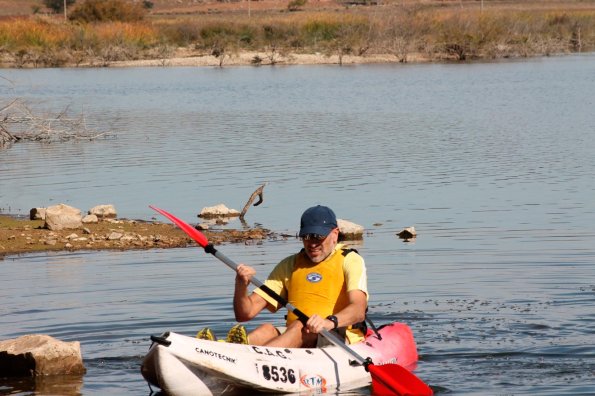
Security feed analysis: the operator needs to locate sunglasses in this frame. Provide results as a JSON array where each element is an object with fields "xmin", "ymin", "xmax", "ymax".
[{"xmin": 300, "ymin": 233, "xmax": 328, "ymax": 242}]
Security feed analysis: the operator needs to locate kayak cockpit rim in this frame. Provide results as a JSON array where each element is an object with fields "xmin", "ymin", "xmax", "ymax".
[{"xmin": 150, "ymin": 332, "xmax": 171, "ymax": 347}]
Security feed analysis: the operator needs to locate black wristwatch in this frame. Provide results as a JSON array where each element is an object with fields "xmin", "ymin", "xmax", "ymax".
[{"xmin": 326, "ymin": 315, "xmax": 339, "ymax": 330}]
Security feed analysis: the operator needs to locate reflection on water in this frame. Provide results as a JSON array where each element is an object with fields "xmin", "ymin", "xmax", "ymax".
[
  {"xmin": 0, "ymin": 374, "xmax": 84, "ymax": 395},
  {"xmin": 1, "ymin": 55, "xmax": 595, "ymax": 395}
]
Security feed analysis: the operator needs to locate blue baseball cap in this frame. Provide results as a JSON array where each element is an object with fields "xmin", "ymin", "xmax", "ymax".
[{"xmin": 299, "ymin": 205, "xmax": 338, "ymax": 237}]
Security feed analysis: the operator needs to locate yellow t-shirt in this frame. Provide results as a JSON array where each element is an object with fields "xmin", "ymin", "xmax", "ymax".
[{"xmin": 254, "ymin": 243, "xmax": 368, "ymax": 343}]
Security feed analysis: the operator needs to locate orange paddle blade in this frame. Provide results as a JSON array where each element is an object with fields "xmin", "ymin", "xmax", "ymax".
[{"xmin": 368, "ymin": 363, "xmax": 433, "ymax": 396}]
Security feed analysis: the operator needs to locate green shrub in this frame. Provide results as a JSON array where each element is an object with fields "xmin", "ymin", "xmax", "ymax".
[
  {"xmin": 200, "ymin": 24, "xmax": 235, "ymax": 41},
  {"xmin": 43, "ymin": 0, "xmax": 76, "ymax": 14},
  {"xmin": 158, "ymin": 21, "xmax": 203, "ymax": 46},
  {"xmin": 302, "ymin": 20, "xmax": 340, "ymax": 43},
  {"xmin": 238, "ymin": 26, "xmax": 256, "ymax": 46},
  {"xmin": 69, "ymin": 0, "xmax": 146, "ymax": 23},
  {"xmin": 251, "ymin": 55, "xmax": 263, "ymax": 65}
]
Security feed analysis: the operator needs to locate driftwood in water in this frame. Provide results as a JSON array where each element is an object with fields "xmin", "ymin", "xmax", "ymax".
[
  {"xmin": 0, "ymin": 99, "xmax": 112, "ymax": 149},
  {"xmin": 0, "ymin": 124, "xmax": 18, "ymax": 148},
  {"xmin": 240, "ymin": 183, "xmax": 267, "ymax": 220}
]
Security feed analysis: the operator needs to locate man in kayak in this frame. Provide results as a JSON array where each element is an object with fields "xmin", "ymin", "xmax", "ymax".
[{"xmin": 199, "ymin": 205, "xmax": 368, "ymax": 348}]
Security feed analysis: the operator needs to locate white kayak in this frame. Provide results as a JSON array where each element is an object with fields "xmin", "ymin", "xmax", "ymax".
[{"xmin": 141, "ymin": 322, "xmax": 420, "ymax": 395}]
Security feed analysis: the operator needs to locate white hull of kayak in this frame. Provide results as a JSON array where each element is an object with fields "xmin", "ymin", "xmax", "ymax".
[{"xmin": 141, "ymin": 322, "xmax": 419, "ymax": 395}]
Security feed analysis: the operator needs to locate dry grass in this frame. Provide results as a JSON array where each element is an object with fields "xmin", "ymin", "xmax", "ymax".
[
  {"xmin": 0, "ymin": 17, "xmax": 161, "ymax": 66},
  {"xmin": 0, "ymin": 0, "xmax": 594, "ymax": 67},
  {"xmin": 0, "ymin": 17, "xmax": 70, "ymax": 48}
]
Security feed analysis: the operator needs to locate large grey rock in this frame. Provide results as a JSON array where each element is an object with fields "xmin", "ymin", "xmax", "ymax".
[
  {"xmin": 198, "ymin": 203, "xmax": 240, "ymax": 218},
  {"xmin": 338, "ymin": 219, "xmax": 364, "ymax": 240},
  {"xmin": 0, "ymin": 334, "xmax": 86, "ymax": 376},
  {"xmin": 44, "ymin": 204, "xmax": 82, "ymax": 231},
  {"xmin": 88, "ymin": 204, "xmax": 117, "ymax": 218},
  {"xmin": 82, "ymin": 214, "xmax": 98, "ymax": 224},
  {"xmin": 107, "ymin": 231, "xmax": 123, "ymax": 240},
  {"xmin": 29, "ymin": 208, "xmax": 46, "ymax": 220}
]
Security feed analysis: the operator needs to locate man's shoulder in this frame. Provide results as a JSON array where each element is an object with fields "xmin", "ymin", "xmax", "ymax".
[
  {"xmin": 338, "ymin": 245, "xmax": 365, "ymax": 267},
  {"xmin": 274, "ymin": 252, "xmax": 299, "ymax": 270},
  {"xmin": 337, "ymin": 244, "xmax": 362, "ymax": 258},
  {"xmin": 281, "ymin": 250, "xmax": 301, "ymax": 262},
  {"xmin": 340, "ymin": 247, "xmax": 359, "ymax": 257}
]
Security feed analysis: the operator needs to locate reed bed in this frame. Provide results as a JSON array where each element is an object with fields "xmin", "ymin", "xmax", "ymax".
[{"xmin": 0, "ymin": 2, "xmax": 593, "ymax": 67}]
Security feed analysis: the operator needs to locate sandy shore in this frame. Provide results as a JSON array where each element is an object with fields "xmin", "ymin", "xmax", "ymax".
[{"xmin": 109, "ymin": 50, "xmax": 431, "ymax": 68}]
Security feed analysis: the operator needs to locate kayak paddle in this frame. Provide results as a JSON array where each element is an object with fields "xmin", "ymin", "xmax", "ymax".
[{"xmin": 149, "ymin": 205, "xmax": 433, "ymax": 396}]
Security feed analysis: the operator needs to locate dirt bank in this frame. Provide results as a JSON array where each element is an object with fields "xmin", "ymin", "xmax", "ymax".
[{"xmin": 0, "ymin": 214, "xmax": 277, "ymax": 259}]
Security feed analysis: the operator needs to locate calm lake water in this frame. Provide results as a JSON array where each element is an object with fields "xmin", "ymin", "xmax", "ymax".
[{"xmin": 1, "ymin": 55, "xmax": 594, "ymax": 395}]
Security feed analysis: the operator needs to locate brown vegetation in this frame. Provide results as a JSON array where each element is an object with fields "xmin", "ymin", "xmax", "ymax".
[{"xmin": 0, "ymin": 0, "xmax": 593, "ymax": 68}]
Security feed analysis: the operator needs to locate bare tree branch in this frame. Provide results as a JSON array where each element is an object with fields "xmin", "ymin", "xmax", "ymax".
[{"xmin": 0, "ymin": 99, "xmax": 114, "ymax": 148}]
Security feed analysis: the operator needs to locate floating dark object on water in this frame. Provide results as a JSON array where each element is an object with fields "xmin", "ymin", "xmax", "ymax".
[{"xmin": 397, "ymin": 227, "xmax": 417, "ymax": 240}]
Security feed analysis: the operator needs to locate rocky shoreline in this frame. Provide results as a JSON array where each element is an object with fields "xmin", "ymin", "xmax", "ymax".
[
  {"xmin": 0, "ymin": 203, "xmax": 370, "ymax": 259},
  {"xmin": 0, "ymin": 213, "xmax": 274, "ymax": 259}
]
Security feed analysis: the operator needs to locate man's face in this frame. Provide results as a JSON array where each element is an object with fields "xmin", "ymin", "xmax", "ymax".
[{"xmin": 302, "ymin": 228, "xmax": 339, "ymax": 263}]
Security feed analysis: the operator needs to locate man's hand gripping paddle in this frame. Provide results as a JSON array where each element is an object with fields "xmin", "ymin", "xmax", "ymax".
[{"xmin": 149, "ymin": 205, "xmax": 433, "ymax": 396}]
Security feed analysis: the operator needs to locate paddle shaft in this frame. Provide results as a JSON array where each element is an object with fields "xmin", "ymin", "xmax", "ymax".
[{"xmin": 204, "ymin": 244, "xmax": 370, "ymax": 366}]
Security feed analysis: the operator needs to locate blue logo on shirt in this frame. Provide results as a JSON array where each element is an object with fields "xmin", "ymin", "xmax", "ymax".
[{"xmin": 306, "ymin": 272, "xmax": 322, "ymax": 283}]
